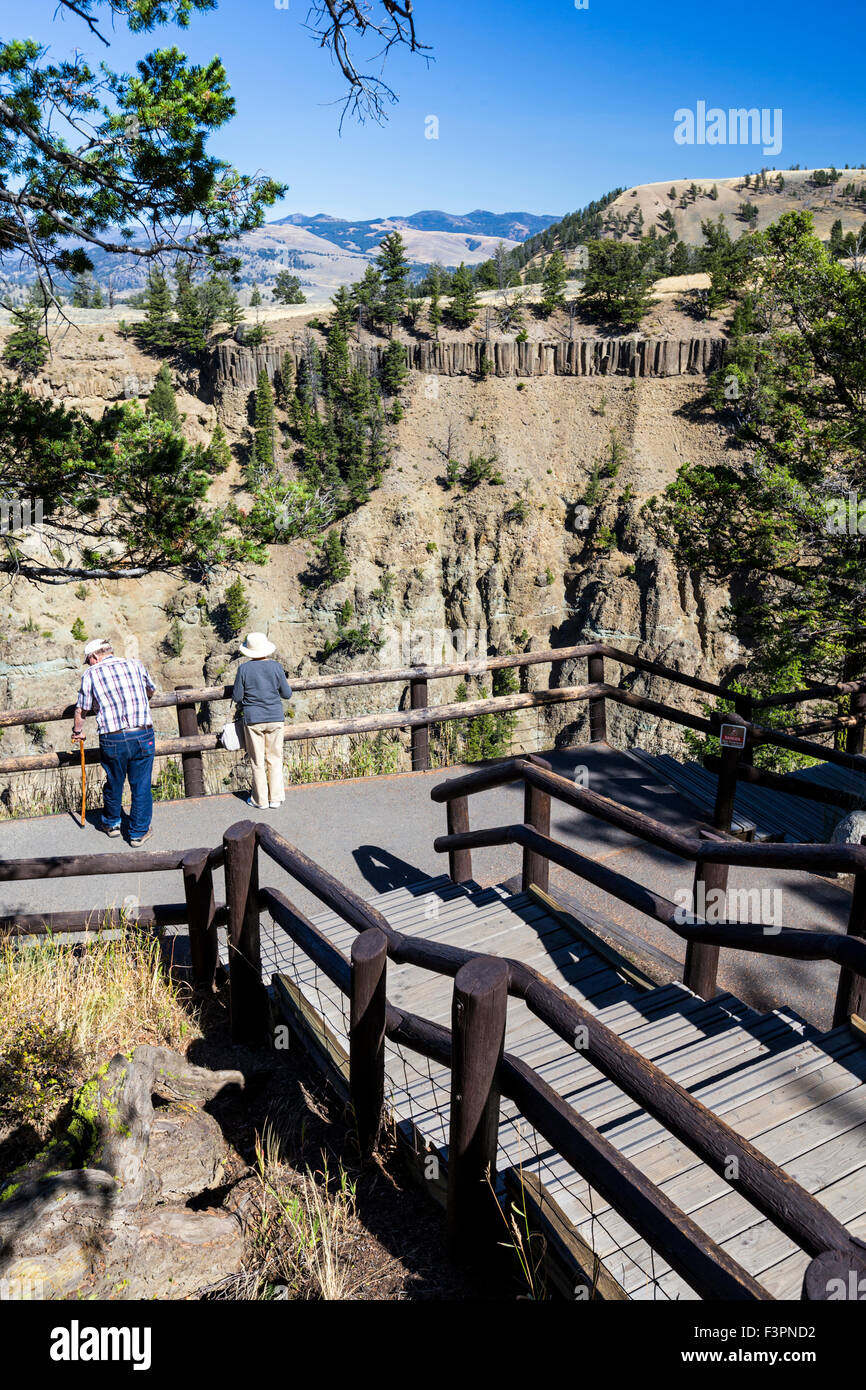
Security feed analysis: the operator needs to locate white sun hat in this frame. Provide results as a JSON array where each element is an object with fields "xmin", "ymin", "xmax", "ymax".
[{"xmin": 239, "ymin": 631, "xmax": 276, "ymax": 658}]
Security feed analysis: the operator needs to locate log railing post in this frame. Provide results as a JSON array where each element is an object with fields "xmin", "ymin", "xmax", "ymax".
[
  {"xmin": 683, "ymin": 836, "xmax": 728, "ymax": 1000},
  {"xmin": 182, "ymin": 848, "xmax": 218, "ymax": 992},
  {"xmin": 712, "ymin": 712, "xmax": 746, "ymax": 835},
  {"xmin": 223, "ymin": 821, "xmax": 267, "ymax": 1045},
  {"xmin": 175, "ymin": 684, "xmax": 205, "ymax": 798},
  {"xmin": 446, "ymin": 795, "xmax": 473, "ymax": 884},
  {"xmin": 587, "ymin": 651, "xmax": 607, "ymax": 743},
  {"xmin": 802, "ymin": 1248, "xmax": 866, "ymax": 1300},
  {"xmin": 733, "ymin": 693, "xmax": 754, "ymax": 767},
  {"xmin": 447, "ymin": 956, "xmax": 509, "ymax": 1258},
  {"xmin": 410, "ymin": 672, "xmax": 430, "ymax": 771},
  {"xmin": 847, "ymin": 689, "xmax": 866, "ymax": 757},
  {"xmin": 350, "ymin": 928, "xmax": 388, "ymax": 1160},
  {"xmin": 522, "ymin": 755, "xmax": 551, "ymax": 895},
  {"xmin": 833, "ymin": 864, "xmax": 866, "ymax": 1027}
]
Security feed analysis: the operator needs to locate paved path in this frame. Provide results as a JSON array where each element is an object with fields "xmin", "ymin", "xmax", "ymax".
[{"xmin": 0, "ymin": 745, "xmax": 853, "ymax": 1030}]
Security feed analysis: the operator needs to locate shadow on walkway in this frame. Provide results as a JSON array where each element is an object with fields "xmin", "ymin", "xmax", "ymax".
[{"xmin": 352, "ymin": 844, "xmax": 432, "ymax": 896}]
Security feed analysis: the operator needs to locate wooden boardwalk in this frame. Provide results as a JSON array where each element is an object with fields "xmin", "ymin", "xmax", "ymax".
[{"xmin": 263, "ymin": 874, "xmax": 866, "ymax": 1301}]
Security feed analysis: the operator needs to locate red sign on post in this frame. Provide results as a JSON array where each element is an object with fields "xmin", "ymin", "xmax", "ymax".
[{"xmin": 719, "ymin": 723, "xmax": 747, "ymax": 750}]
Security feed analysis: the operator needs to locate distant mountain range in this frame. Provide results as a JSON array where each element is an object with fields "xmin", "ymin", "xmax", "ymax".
[
  {"xmin": 5, "ymin": 208, "xmax": 560, "ymax": 306},
  {"xmin": 272, "ymin": 209, "xmax": 560, "ymax": 252}
]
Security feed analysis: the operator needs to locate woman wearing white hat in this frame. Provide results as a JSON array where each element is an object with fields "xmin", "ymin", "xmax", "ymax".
[{"xmin": 232, "ymin": 633, "xmax": 293, "ymax": 809}]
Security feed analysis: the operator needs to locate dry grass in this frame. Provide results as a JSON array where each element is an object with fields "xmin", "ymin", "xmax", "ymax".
[
  {"xmin": 247, "ymin": 1121, "xmax": 360, "ymax": 1300},
  {"xmin": 0, "ymin": 764, "xmax": 106, "ymax": 821},
  {"xmin": 0, "ymin": 922, "xmax": 200, "ymax": 1136}
]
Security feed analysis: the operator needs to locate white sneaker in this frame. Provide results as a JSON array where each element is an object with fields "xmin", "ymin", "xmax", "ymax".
[
  {"xmin": 246, "ymin": 796, "xmax": 267, "ymax": 809},
  {"xmin": 269, "ymin": 800, "xmax": 284, "ymax": 808}
]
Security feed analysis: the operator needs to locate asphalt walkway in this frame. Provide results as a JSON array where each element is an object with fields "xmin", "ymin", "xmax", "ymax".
[{"xmin": 0, "ymin": 745, "xmax": 853, "ymax": 1030}]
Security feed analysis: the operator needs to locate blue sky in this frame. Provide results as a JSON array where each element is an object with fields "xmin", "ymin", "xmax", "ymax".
[{"xmin": 6, "ymin": 0, "xmax": 866, "ymax": 219}]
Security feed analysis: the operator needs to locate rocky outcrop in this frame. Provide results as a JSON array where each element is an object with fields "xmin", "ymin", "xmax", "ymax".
[
  {"xmin": 0, "ymin": 1046, "xmax": 245, "ymax": 1300},
  {"xmin": 213, "ymin": 334, "xmax": 725, "ymax": 395}
]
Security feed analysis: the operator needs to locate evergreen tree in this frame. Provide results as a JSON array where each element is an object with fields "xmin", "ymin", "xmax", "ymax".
[
  {"xmin": 448, "ymin": 262, "xmax": 478, "ymax": 329},
  {"xmin": 196, "ymin": 273, "xmax": 243, "ymax": 334},
  {"xmin": 250, "ymin": 284, "xmax": 262, "ymax": 306},
  {"xmin": 319, "ymin": 528, "xmax": 350, "ymax": 584},
  {"xmin": 2, "ymin": 305, "xmax": 48, "ymax": 376},
  {"xmin": 428, "ymin": 265, "xmax": 443, "ymax": 339},
  {"xmin": 405, "ymin": 296, "xmax": 423, "ymax": 329},
  {"xmin": 173, "ymin": 262, "xmax": 208, "ymax": 355},
  {"xmin": 375, "ymin": 231, "xmax": 410, "ymax": 335},
  {"xmin": 28, "ymin": 278, "xmax": 56, "ymax": 308},
  {"xmin": 70, "ymin": 272, "xmax": 104, "ymax": 307},
  {"xmin": 0, "ymin": 388, "xmax": 265, "ymax": 581},
  {"xmin": 669, "ymin": 241, "xmax": 692, "ymax": 276},
  {"xmin": 540, "ymin": 249, "xmax": 568, "ymax": 316},
  {"xmin": 829, "ymin": 219, "xmax": 846, "ymax": 260},
  {"xmin": 330, "ymin": 285, "xmax": 355, "ymax": 335},
  {"xmin": 658, "ymin": 211, "xmax": 866, "ymax": 696},
  {"xmin": 273, "ymin": 271, "xmax": 306, "ymax": 305},
  {"xmin": 71, "ymin": 274, "xmax": 94, "ymax": 308},
  {"xmin": 204, "ymin": 423, "xmax": 233, "ymax": 472},
  {"xmin": 700, "ymin": 217, "xmax": 755, "ymax": 312},
  {"xmin": 381, "ymin": 339, "xmax": 407, "ymax": 396},
  {"xmin": 290, "ymin": 323, "xmax": 389, "ymax": 509},
  {"xmin": 252, "ymin": 367, "xmax": 276, "ymax": 478},
  {"xmin": 375, "ymin": 231, "xmax": 410, "ymax": 288},
  {"xmin": 580, "ymin": 240, "xmax": 653, "ymax": 328},
  {"xmin": 351, "ymin": 265, "xmax": 383, "ymax": 332},
  {"xmin": 224, "ymin": 576, "xmax": 250, "ymax": 636},
  {"xmin": 146, "ymin": 363, "xmax": 180, "ymax": 428},
  {"xmin": 138, "ymin": 270, "xmax": 174, "ymax": 352}
]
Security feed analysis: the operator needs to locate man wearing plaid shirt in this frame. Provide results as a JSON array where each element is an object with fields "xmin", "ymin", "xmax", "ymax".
[{"xmin": 72, "ymin": 638, "xmax": 157, "ymax": 846}]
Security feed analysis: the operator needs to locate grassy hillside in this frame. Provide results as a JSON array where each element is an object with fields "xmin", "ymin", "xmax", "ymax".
[{"xmin": 519, "ymin": 167, "xmax": 866, "ymax": 270}]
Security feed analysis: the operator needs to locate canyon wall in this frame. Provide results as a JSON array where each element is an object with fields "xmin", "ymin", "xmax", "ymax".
[
  {"xmin": 0, "ymin": 325, "xmax": 738, "ymax": 798},
  {"xmin": 213, "ymin": 334, "xmax": 724, "ymax": 409}
]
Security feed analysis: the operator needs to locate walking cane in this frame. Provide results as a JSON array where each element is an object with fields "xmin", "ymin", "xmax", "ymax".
[{"xmin": 73, "ymin": 734, "xmax": 86, "ymax": 828}]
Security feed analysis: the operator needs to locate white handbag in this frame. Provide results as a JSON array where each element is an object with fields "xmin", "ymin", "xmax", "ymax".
[{"xmin": 219, "ymin": 719, "xmax": 244, "ymax": 751}]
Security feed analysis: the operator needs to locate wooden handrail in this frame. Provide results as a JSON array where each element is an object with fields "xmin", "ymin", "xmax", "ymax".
[
  {"xmin": 0, "ymin": 903, "xmax": 195, "ymax": 934},
  {"xmin": 255, "ymin": 820, "xmax": 860, "ymax": 1268},
  {"xmin": 753, "ymin": 677, "xmax": 866, "ymax": 709},
  {"xmin": 430, "ymin": 754, "xmax": 866, "ymax": 1054},
  {"xmin": 7, "ymin": 636, "xmax": 862, "ymax": 733},
  {"xmin": 0, "ymin": 684, "xmax": 603, "ymax": 776},
  {"xmin": 432, "ymin": 820, "xmax": 866, "ymax": 977},
  {"xmin": 0, "ymin": 846, "xmax": 197, "ymax": 880},
  {"xmin": 431, "ymin": 756, "xmax": 866, "ymax": 874},
  {"xmin": 261, "ymin": 872, "xmax": 771, "ymax": 1296},
  {"xmin": 2, "ymin": 639, "xmax": 865, "ymax": 810}
]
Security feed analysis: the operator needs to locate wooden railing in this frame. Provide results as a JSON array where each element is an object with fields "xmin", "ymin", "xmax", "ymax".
[
  {"xmin": 2, "ymin": 815, "xmax": 864, "ymax": 1299},
  {"xmin": 430, "ymin": 756, "xmax": 866, "ymax": 1027},
  {"xmin": 1, "ymin": 641, "xmax": 864, "ymax": 806}
]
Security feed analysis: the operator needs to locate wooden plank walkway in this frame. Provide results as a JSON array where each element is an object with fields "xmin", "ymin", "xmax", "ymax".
[{"xmin": 261, "ymin": 874, "xmax": 866, "ymax": 1300}]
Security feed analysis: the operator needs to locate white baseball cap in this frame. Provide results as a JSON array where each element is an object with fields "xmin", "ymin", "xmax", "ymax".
[{"xmin": 83, "ymin": 638, "xmax": 113, "ymax": 658}]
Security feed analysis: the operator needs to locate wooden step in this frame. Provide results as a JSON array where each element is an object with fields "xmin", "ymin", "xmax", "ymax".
[{"xmin": 268, "ymin": 873, "xmax": 866, "ymax": 1302}]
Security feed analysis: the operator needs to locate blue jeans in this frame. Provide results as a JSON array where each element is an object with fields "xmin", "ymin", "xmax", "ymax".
[{"xmin": 99, "ymin": 727, "xmax": 155, "ymax": 839}]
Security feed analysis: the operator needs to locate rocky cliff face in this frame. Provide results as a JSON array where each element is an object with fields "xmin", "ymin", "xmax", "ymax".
[{"xmin": 0, "ymin": 324, "xmax": 736, "ymax": 786}]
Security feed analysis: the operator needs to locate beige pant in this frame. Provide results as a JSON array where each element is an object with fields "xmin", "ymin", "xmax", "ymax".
[{"xmin": 244, "ymin": 721, "xmax": 285, "ymax": 807}]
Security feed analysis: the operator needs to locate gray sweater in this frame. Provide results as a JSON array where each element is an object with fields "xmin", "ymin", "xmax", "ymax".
[{"xmin": 232, "ymin": 659, "xmax": 292, "ymax": 726}]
